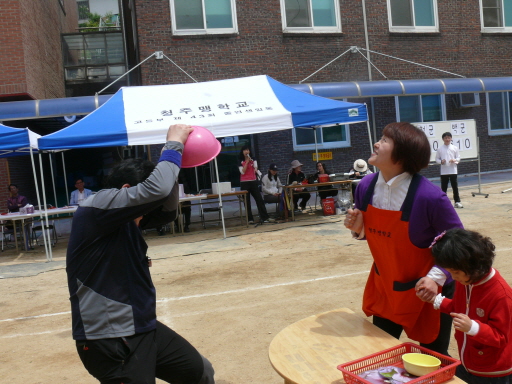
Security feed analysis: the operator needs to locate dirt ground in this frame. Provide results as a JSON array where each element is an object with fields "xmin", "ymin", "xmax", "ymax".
[{"xmin": 1, "ymin": 181, "xmax": 511, "ymax": 384}]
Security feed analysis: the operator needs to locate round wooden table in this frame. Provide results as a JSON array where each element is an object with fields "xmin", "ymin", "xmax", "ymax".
[{"xmin": 269, "ymin": 307, "xmax": 466, "ymax": 384}]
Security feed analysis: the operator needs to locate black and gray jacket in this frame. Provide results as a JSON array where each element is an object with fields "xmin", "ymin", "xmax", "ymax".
[{"xmin": 66, "ymin": 142, "xmax": 181, "ymax": 340}]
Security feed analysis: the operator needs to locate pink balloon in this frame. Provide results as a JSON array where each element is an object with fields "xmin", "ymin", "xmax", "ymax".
[{"xmin": 181, "ymin": 126, "xmax": 221, "ymax": 168}]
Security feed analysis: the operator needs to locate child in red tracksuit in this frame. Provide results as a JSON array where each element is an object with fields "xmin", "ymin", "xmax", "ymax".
[{"xmin": 427, "ymin": 228, "xmax": 512, "ymax": 384}]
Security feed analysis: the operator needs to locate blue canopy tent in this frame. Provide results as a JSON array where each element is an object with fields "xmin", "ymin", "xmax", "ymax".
[
  {"xmin": 0, "ymin": 124, "xmax": 54, "ymax": 260},
  {"xmin": 38, "ymin": 75, "xmax": 369, "ymax": 237}
]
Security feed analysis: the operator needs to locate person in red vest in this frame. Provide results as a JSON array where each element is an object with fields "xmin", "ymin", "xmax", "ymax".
[{"xmin": 344, "ymin": 122, "xmax": 462, "ymax": 356}]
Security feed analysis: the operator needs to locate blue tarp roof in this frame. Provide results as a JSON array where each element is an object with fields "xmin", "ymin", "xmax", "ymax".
[
  {"xmin": 0, "ymin": 124, "xmax": 40, "ymax": 157},
  {"xmin": 38, "ymin": 75, "xmax": 368, "ymax": 150}
]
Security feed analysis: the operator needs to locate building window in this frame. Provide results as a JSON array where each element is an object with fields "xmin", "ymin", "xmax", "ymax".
[
  {"xmin": 480, "ymin": 0, "xmax": 512, "ymax": 32},
  {"xmin": 387, "ymin": 0, "xmax": 438, "ymax": 32},
  {"xmin": 293, "ymin": 124, "xmax": 349, "ymax": 150},
  {"xmin": 62, "ymin": 32, "xmax": 126, "ymax": 84},
  {"xmin": 487, "ymin": 92, "xmax": 512, "ymax": 135},
  {"xmin": 395, "ymin": 95, "xmax": 445, "ymax": 122},
  {"xmin": 77, "ymin": 1, "xmax": 90, "ymax": 21},
  {"xmin": 280, "ymin": 0, "xmax": 341, "ymax": 33},
  {"xmin": 170, "ymin": 0, "xmax": 238, "ymax": 35}
]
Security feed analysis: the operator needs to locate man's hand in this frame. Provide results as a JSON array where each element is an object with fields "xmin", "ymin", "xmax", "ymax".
[
  {"xmin": 166, "ymin": 124, "xmax": 194, "ymax": 144},
  {"xmin": 344, "ymin": 208, "xmax": 363, "ymax": 234},
  {"xmin": 441, "ymin": 159, "xmax": 446, "ymax": 165},
  {"xmin": 451, "ymin": 313, "xmax": 472, "ymax": 333},
  {"xmin": 415, "ymin": 277, "xmax": 439, "ymax": 302}
]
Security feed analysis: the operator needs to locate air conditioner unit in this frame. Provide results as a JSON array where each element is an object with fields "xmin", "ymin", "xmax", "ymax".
[{"xmin": 457, "ymin": 93, "xmax": 480, "ymax": 108}]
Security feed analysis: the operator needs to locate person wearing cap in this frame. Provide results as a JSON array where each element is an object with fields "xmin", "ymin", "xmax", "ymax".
[
  {"xmin": 287, "ymin": 160, "xmax": 311, "ymax": 211},
  {"xmin": 261, "ymin": 163, "xmax": 283, "ymax": 204},
  {"xmin": 348, "ymin": 159, "xmax": 373, "ymax": 198}
]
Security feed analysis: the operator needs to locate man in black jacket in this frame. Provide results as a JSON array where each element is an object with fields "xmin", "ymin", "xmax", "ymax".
[{"xmin": 66, "ymin": 124, "xmax": 215, "ymax": 384}]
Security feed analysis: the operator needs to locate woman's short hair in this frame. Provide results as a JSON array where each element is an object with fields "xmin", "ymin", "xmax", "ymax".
[
  {"xmin": 106, "ymin": 158, "xmax": 155, "ymax": 189},
  {"xmin": 382, "ymin": 122, "xmax": 430, "ymax": 174}
]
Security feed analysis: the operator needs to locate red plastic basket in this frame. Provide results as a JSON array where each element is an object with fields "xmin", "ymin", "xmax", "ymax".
[{"xmin": 337, "ymin": 342, "xmax": 460, "ymax": 384}]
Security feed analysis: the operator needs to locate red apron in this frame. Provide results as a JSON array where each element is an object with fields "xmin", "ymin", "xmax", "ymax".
[{"xmin": 361, "ymin": 178, "xmax": 440, "ymax": 344}]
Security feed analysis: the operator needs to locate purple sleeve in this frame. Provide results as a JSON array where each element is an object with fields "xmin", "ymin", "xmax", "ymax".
[
  {"xmin": 354, "ymin": 172, "xmax": 377, "ymax": 209},
  {"xmin": 408, "ymin": 177, "xmax": 463, "ymax": 249}
]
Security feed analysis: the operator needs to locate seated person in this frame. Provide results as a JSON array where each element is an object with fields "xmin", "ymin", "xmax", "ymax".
[
  {"xmin": 70, "ymin": 178, "xmax": 92, "ymax": 206},
  {"xmin": 261, "ymin": 163, "xmax": 283, "ymax": 204},
  {"xmin": 312, "ymin": 162, "xmax": 338, "ymax": 200},
  {"xmin": 7, "ymin": 184, "xmax": 28, "ymax": 212},
  {"xmin": 348, "ymin": 159, "xmax": 373, "ymax": 198},
  {"xmin": 6, "ymin": 184, "xmax": 32, "ymax": 250},
  {"xmin": 287, "ymin": 160, "xmax": 311, "ymax": 211}
]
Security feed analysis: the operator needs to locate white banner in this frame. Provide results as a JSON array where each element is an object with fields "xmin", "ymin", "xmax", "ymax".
[{"xmin": 123, "ymin": 76, "xmax": 293, "ymax": 144}]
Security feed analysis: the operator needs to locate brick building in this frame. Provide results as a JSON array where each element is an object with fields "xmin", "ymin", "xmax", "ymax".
[
  {"xmin": 2, "ymin": 0, "xmax": 512, "ymax": 201},
  {"xmin": 123, "ymin": 0, "xmax": 512, "ymax": 186},
  {"xmin": 0, "ymin": 0, "xmax": 78, "ymax": 206}
]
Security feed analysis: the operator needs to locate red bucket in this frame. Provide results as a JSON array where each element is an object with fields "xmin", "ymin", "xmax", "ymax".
[
  {"xmin": 318, "ymin": 174, "xmax": 329, "ymax": 183},
  {"xmin": 321, "ymin": 198, "xmax": 335, "ymax": 216}
]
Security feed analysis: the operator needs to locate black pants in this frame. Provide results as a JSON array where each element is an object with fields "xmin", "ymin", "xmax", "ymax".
[
  {"xmin": 318, "ymin": 187, "xmax": 338, "ymax": 201},
  {"xmin": 292, "ymin": 191, "xmax": 311, "ymax": 210},
  {"xmin": 440, "ymin": 174, "xmax": 460, "ymax": 203},
  {"xmin": 263, "ymin": 194, "xmax": 280, "ymax": 204},
  {"xmin": 175, "ymin": 203, "xmax": 191, "ymax": 227},
  {"xmin": 372, "ymin": 281, "xmax": 455, "ymax": 356},
  {"xmin": 240, "ymin": 180, "xmax": 268, "ymax": 222},
  {"xmin": 76, "ymin": 321, "xmax": 215, "ymax": 384}
]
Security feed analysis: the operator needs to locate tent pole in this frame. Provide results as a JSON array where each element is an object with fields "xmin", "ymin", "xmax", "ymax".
[
  {"xmin": 49, "ymin": 152, "xmax": 58, "ymax": 207},
  {"xmin": 366, "ymin": 118, "xmax": 376, "ymax": 172},
  {"xmin": 314, "ymin": 127, "xmax": 319, "ymax": 162},
  {"xmin": 195, "ymin": 167, "xmax": 199, "ymax": 193},
  {"xmin": 30, "ymin": 148, "xmax": 50, "ymax": 262},
  {"xmin": 62, "ymin": 152, "xmax": 70, "ymax": 206},
  {"xmin": 214, "ymin": 157, "xmax": 226, "ymax": 239},
  {"xmin": 38, "ymin": 153, "xmax": 53, "ymax": 261},
  {"xmin": 472, "ymin": 137, "xmax": 489, "ymax": 198}
]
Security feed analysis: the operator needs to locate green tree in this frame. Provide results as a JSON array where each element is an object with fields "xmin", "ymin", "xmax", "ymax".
[{"xmin": 79, "ymin": 8, "xmax": 117, "ymax": 32}]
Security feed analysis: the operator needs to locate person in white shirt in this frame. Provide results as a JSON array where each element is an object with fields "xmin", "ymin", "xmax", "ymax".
[
  {"xmin": 70, "ymin": 178, "xmax": 92, "ymax": 206},
  {"xmin": 261, "ymin": 163, "xmax": 283, "ymax": 204},
  {"xmin": 435, "ymin": 132, "xmax": 463, "ymax": 208}
]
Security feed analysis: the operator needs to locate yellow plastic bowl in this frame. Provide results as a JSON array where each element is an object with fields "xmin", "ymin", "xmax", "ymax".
[{"xmin": 402, "ymin": 353, "xmax": 441, "ymax": 376}]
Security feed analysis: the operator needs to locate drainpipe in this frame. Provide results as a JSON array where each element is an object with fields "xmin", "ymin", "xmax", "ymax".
[{"xmin": 361, "ymin": 0, "xmax": 377, "ymax": 156}]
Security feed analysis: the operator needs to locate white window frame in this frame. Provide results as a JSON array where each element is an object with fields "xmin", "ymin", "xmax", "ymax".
[
  {"xmin": 387, "ymin": 0, "xmax": 439, "ymax": 33},
  {"xmin": 170, "ymin": 0, "xmax": 238, "ymax": 36},
  {"xmin": 486, "ymin": 92, "xmax": 512, "ymax": 135},
  {"xmin": 280, "ymin": 0, "xmax": 342, "ymax": 34},
  {"xmin": 480, "ymin": 0, "xmax": 512, "ymax": 32},
  {"xmin": 395, "ymin": 94, "xmax": 447, "ymax": 122},
  {"xmin": 292, "ymin": 124, "xmax": 351, "ymax": 151}
]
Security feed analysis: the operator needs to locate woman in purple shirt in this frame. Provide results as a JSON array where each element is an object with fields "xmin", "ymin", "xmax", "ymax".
[
  {"xmin": 345, "ymin": 122, "xmax": 462, "ymax": 356},
  {"xmin": 7, "ymin": 184, "xmax": 28, "ymax": 212}
]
